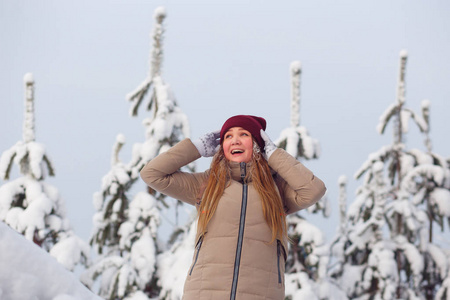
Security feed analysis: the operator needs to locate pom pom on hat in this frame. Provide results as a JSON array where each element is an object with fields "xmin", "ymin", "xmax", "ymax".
[{"xmin": 220, "ymin": 115, "xmax": 267, "ymax": 148}]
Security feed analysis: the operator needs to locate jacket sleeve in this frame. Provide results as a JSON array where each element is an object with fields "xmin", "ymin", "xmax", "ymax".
[
  {"xmin": 268, "ymin": 148, "xmax": 326, "ymax": 215},
  {"xmin": 140, "ymin": 138, "xmax": 209, "ymax": 206}
]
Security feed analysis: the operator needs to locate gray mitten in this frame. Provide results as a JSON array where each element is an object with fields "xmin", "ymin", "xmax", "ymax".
[
  {"xmin": 260, "ymin": 129, "xmax": 277, "ymax": 160},
  {"xmin": 192, "ymin": 130, "xmax": 221, "ymax": 157}
]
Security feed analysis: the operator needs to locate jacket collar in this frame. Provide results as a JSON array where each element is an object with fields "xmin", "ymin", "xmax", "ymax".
[{"xmin": 229, "ymin": 161, "xmax": 253, "ymax": 182}]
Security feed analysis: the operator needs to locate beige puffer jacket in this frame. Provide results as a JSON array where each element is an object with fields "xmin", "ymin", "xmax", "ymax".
[{"xmin": 140, "ymin": 139, "xmax": 326, "ymax": 300}]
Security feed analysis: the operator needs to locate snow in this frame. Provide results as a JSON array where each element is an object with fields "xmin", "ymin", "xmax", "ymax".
[
  {"xmin": 397, "ymin": 237, "xmax": 424, "ymax": 285},
  {"xmin": 338, "ymin": 175, "xmax": 347, "ymax": 185},
  {"xmin": 400, "ymin": 109, "xmax": 411, "ymax": 133},
  {"xmin": 50, "ymin": 235, "xmax": 90, "ymax": 270},
  {"xmin": 0, "ymin": 158, "xmax": 88, "ymax": 270},
  {"xmin": 0, "ymin": 141, "xmax": 54, "ymax": 180},
  {"xmin": 23, "ymin": 72, "xmax": 34, "ymax": 84},
  {"xmin": 154, "ymin": 6, "xmax": 167, "ymax": 20},
  {"xmin": 126, "ymin": 76, "xmax": 152, "ymax": 116},
  {"xmin": 430, "ymin": 188, "xmax": 450, "ymax": 217},
  {"xmin": 285, "ymin": 272, "xmax": 319, "ymax": 300},
  {"xmin": 353, "ymin": 144, "xmax": 395, "ymax": 180},
  {"xmin": 2, "ymin": 4, "xmax": 449, "ymax": 300},
  {"xmin": 409, "ymin": 109, "xmax": 428, "ymax": 133},
  {"xmin": 427, "ymin": 243, "xmax": 448, "ymax": 279},
  {"xmin": 0, "ymin": 145, "xmax": 15, "ymax": 179},
  {"xmin": 0, "ymin": 221, "xmax": 100, "ymax": 300},
  {"xmin": 402, "ymin": 164, "xmax": 447, "ymax": 192},
  {"xmin": 131, "ymin": 228, "xmax": 156, "ymax": 284},
  {"xmin": 157, "ymin": 221, "xmax": 196, "ymax": 300},
  {"xmin": 290, "ymin": 60, "xmax": 301, "ymax": 127},
  {"xmin": 290, "ymin": 60, "xmax": 302, "ymax": 73},
  {"xmin": 376, "ymin": 102, "xmax": 397, "ymax": 134},
  {"xmin": 276, "ymin": 126, "xmax": 319, "ymax": 159},
  {"xmin": 1, "ymin": 178, "xmax": 53, "ymax": 239},
  {"xmin": 399, "ymin": 49, "xmax": 408, "ymax": 58},
  {"xmin": 367, "ymin": 242, "xmax": 398, "ymax": 298},
  {"xmin": 421, "ymin": 98, "xmax": 430, "ymax": 109},
  {"xmin": 436, "ymin": 277, "xmax": 450, "ymax": 300},
  {"xmin": 289, "ymin": 215, "xmax": 325, "ymax": 247},
  {"xmin": 117, "ymin": 133, "xmax": 126, "ymax": 144}
]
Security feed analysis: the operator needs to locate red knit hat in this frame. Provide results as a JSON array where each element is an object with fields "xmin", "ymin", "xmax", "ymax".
[{"xmin": 220, "ymin": 115, "xmax": 267, "ymax": 149}]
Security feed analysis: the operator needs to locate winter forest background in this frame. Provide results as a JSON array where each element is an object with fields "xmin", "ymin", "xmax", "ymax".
[{"xmin": 1, "ymin": 1, "xmax": 450, "ymax": 299}]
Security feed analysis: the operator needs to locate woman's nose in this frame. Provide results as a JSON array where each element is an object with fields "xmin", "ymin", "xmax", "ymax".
[{"xmin": 231, "ymin": 136, "xmax": 241, "ymax": 144}]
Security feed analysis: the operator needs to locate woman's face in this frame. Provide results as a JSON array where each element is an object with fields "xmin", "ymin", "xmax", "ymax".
[{"xmin": 222, "ymin": 127, "xmax": 253, "ymax": 163}]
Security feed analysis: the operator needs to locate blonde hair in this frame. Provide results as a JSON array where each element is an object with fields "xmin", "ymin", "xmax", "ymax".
[{"xmin": 197, "ymin": 142, "xmax": 286, "ymax": 244}]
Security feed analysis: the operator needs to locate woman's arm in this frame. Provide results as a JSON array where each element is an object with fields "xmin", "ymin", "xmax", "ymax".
[
  {"xmin": 140, "ymin": 139, "xmax": 209, "ymax": 206},
  {"xmin": 269, "ymin": 148, "xmax": 326, "ymax": 215},
  {"xmin": 260, "ymin": 130, "xmax": 326, "ymax": 214}
]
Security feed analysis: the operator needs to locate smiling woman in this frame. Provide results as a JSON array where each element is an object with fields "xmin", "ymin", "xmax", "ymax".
[
  {"xmin": 222, "ymin": 127, "xmax": 253, "ymax": 163},
  {"xmin": 140, "ymin": 115, "xmax": 326, "ymax": 300}
]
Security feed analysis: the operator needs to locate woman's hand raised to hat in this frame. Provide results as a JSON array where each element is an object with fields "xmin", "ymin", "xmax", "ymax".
[
  {"xmin": 260, "ymin": 130, "xmax": 277, "ymax": 160},
  {"xmin": 192, "ymin": 130, "xmax": 221, "ymax": 157}
]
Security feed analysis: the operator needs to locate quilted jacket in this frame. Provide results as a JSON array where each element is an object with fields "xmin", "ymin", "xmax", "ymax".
[{"xmin": 140, "ymin": 139, "xmax": 326, "ymax": 300}]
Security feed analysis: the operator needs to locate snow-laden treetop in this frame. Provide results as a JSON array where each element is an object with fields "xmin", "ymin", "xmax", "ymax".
[
  {"xmin": 23, "ymin": 72, "xmax": 34, "ymax": 84},
  {"xmin": 276, "ymin": 60, "xmax": 320, "ymax": 160},
  {"xmin": 290, "ymin": 61, "xmax": 301, "ymax": 75},
  {"xmin": 154, "ymin": 6, "xmax": 166, "ymax": 22},
  {"xmin": 127, "ymin": 6, "xmax": 169, "ymax": 117},
  {"xmin": 0, "ymin": 73, "xmax": 55, "ymax": 180}
]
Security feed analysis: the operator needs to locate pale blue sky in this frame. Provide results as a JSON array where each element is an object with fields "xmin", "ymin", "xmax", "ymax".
[{"xmin": 1, "ymin": 0, "xmax": 449, "ymax": 241}]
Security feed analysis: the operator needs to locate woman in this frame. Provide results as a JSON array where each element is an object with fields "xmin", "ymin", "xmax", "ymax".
[{"xmin": 140, "ymin": 115, "xmax": 326, "ymax": 300}]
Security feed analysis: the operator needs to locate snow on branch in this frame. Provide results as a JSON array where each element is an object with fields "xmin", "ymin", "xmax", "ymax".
[
  {"xmin": 376, "ymin": 104, "xmax": 428, "ymax": 136},
  {"xmin": 376, "ymin": 102, "xmax": 398, "ymax": 135},
  {"xmin": 353, "ymin": 144, "xmax": 396, "ymax": 180},
  {"xmin": 276, "ymin": 126, "xmax": 320, "ymax": 160},
  {"xmin": 430, "ymin": 188, "xmax": 450, "ymax": 218},
  {"xmin": 395, "ymin": 236, "xmax": 424, "ymax": 289},
  {"xmin": 401, "ymin": 164, "xmax": 449, "ymax": 193},
  {"xmin": 427, "ymin": 243, "xmax": 449, "ymax": 279},
  {"xmin": 50, "ymin": 234, "xmax": 91, "ymax": 271},
  {"xmin": 157, "ymin": 221, "xmax": 196, "ymax": 300},
  {"xmin": 126, "ymin": 77, "xmax": 153, "ymax": 117},
  {"xmin": 0, "ymin": 177, "xmax": 89, "ymax": 271}
]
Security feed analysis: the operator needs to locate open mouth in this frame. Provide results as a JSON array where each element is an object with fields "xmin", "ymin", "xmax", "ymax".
[{"xmin": 231, "ymin": 149, "xmax": 244, "ymax": 155}]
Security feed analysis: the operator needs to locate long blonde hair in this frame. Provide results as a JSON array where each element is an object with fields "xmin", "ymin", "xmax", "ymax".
[{"xmin": 197, "ymin": 141, "xmax": 286, "ymax": 243}]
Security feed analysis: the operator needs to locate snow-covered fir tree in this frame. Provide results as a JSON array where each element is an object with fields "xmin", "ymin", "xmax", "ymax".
[
  {"xmin": 277, "ymin": 62, "xmax": 344, "ymax": 299},
  {"xmin": 83, "ymin": 134, "xmax": 161, "ymax": 299},
  {"xmin": 329, "ymin": 50, "xmax": 450, "ymax": 300},
  {"xmin": 85, "ymin": 7, "xmax": 193, "ymax": 300},
  {"xmin": 0, "ymin": 73, "xmax": 89, "ymax": 271},
  {"xmin": 156, "ymin": 216, "xmax": 198, "ymax": 300}
]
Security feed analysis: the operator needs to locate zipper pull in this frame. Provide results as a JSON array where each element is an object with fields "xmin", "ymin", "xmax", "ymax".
[
  {"xmin": 240, "ymin": 162, "xmax": 246, "ymax": 182},
  {"xmin": 196, "ymin": 235, "xmax": 204, "ymax": 249}
]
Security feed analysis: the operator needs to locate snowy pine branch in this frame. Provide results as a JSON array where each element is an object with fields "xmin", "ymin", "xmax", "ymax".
[{"xmin": 276, "ymin": 126, "xmax": 320, "ymax": 160}]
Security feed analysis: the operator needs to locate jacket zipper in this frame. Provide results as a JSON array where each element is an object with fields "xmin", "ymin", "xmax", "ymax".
[
  {"xmin": 230, "ymin": 162, "xmax": 248, "ymax": 300},
  {"xmin": 277, "ymin": 240, "xmax": 285, "ymax": 284},
  {"xmin": 189, "ymin": 235, "xmax": 204, "ymax": 275},
  {"xmin": 277, "ymin": 240, "xmax": 281, "ymax": 284}
]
